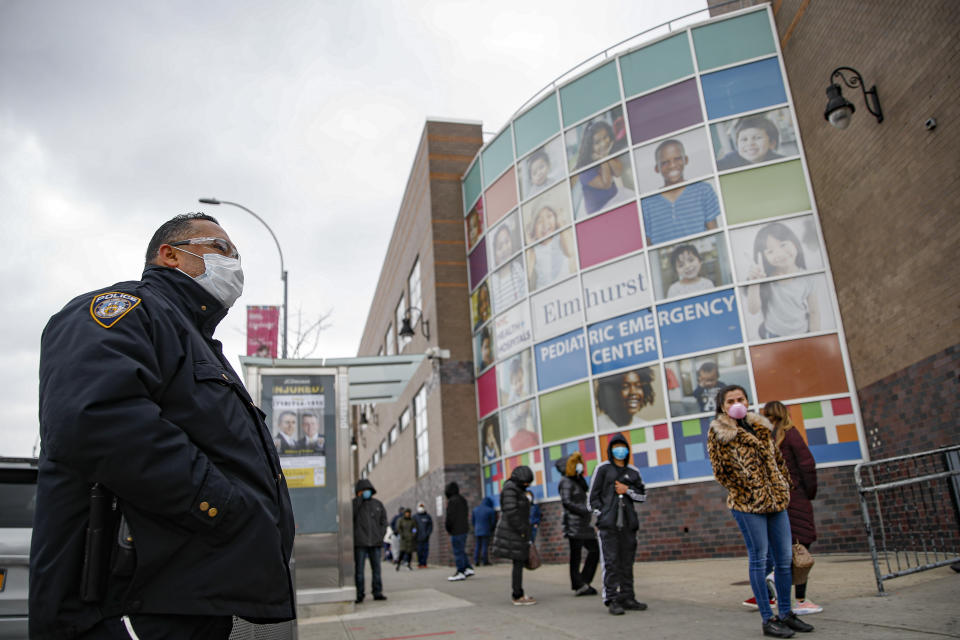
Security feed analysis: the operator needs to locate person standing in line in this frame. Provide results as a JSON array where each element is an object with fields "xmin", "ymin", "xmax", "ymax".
[
  {"xmin": 445, "ymin": 482, "xmax": 475, "ymax": 581},
  {"xmin": 353, "ymin": 479, "xmax": 388, "ymax": 604},
  {"xmin": 395, "ymin": 508, "xmax": 416, "ymax": 571},
  {"xmin": 413, "ymin": 502, "xmax": 434, "ymax": 568},
  {"xmin": 765, "ymin": 400, "xmax": 822, "ymax": 615},
  {"xmin": 472, "ymin": 496, "xmax": 497, "ymax": 566},
  {"xmin": 490, "ymin": 466, "xmax": 536, "ymax": 605},
  {"xmin": 31, "ymin": 213, "xmax": 295, "ymax": 639},
  {"xmin": 588, "ymin": 433, "xmax": 648, "ymax": 615},
  {"xmin": 527, "ymin": 490, "xmax": 542, "ymax": 543},
  {"xmin": 389, "ymin": 506, "xmax": 405, "ymax": 567},
  {"xmin": 707, "ymin": 385, "xmax": 814, "ymax": 638},
  {"xmin": 557, "ymin": 451, "xmax": 600, "ymax": 596}
]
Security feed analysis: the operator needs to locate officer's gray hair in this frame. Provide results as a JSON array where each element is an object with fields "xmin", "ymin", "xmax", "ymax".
[{"xmin": 145, "ymin": 213, "xmax": 220, "ymax": 266}]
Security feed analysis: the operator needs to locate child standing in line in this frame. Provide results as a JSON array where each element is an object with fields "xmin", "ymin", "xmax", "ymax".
[
  {"xmin": 666, "ymin": 243, "xmax": 715, "ymax": 298},
  {"xmin": 746, "ymin": 222, "xmax": 820, "ymax": 339}
]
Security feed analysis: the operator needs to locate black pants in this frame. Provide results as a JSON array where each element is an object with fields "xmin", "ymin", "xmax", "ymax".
[
  {"xmin": 512, "ymin": 558, "xmax": 525, "ymax": 599},
  {"xmin": 568, "ymin": 537, "xmax": 600, "ymax": 589},
  {"xmin": 598, "ymin": 528, "xmax": 637, "ymax": 604},
  {"xmin": 79, "ymin": 614, "xmax": 233, "ymax": 639}
]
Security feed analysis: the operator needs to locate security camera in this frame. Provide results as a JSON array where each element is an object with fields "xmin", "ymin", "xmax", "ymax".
[{"xmin": 424, "ymin": 346, "xmax": 450, "ymax": 360}]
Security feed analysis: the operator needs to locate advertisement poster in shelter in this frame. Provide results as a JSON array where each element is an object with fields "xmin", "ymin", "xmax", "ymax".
[{"xmin": 246, "ymin": 305, "xmax": 280, "ymax": 357}]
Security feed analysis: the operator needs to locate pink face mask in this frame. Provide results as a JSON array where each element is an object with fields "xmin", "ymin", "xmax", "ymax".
[{"xmin": 727, "ymin": 403, "xmax": 748, "ymax": 419}]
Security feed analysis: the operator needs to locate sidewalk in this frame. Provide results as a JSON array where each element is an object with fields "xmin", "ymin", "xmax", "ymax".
[{"xmin": 297, "ymin": 554, "xmax": 959, "ymax": 639}]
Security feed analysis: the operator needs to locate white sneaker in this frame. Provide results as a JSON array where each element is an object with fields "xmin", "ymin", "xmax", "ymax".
[
  {"xmin": 448, "ymin": 572, "xmax": 466, "ymax": 581},
  {"xmin": 464, "ymin": 567, "xmax": 476, "ymax": 577}
]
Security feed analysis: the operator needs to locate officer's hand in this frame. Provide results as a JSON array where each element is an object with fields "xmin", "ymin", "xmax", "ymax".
[{"xmin": 614, "ymin": 481, "xmax": 628, "ymax": 495}]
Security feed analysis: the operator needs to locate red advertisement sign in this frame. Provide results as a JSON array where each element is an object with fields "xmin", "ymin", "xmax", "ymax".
[{"xmin": 247, "ymin": 306, "xmax": 280, "ymax": 357}]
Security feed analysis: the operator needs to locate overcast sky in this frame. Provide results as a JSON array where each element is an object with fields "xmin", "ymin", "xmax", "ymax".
[{"xmin": 1, "ymin": 0, "xmax": 708, "ymax": 457}]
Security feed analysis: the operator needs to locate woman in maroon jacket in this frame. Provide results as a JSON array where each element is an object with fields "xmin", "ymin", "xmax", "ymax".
[{"xmin": 764, "ymin": 401, "xmax": 822, "ymax": 615}]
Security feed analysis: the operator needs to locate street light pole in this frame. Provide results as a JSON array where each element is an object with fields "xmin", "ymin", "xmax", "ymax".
[{"xmin": 198, "ymin": 197, "xmax": 288, "ymax": 358}]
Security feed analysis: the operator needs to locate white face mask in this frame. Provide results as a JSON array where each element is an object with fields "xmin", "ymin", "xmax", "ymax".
[
  {"xmin": 417, "ymin": 507, "xmax": 425, "ymax": 514},
  {"xmin": 179, "ymin": 251, "xmax": 244, "ymax": 308},
  {"xmin": 575, "ymin": 462, "xmax": 584, "ymax": 474}
]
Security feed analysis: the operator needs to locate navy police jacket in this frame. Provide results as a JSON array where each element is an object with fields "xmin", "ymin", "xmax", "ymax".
[{"xmin": 30, "ymin": 265, "xmax": 296, "ymax": 639}]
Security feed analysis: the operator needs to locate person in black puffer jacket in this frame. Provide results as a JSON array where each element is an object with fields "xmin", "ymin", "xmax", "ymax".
[
  {"xmin": 490, "ymin": 465, "xmax": 536, "ymax": 605},
  {"xmin": 557, "ymin": 451, "xmax": 599, "ymax": 596},
  {"xmin": 444, "ymin": 482, "xmax": 474, "ymax": 580}
]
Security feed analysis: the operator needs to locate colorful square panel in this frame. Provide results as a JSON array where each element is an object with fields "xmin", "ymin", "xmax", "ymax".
[
  {"xmin": 626, "ymin": 78, "xmax": 703, "ymax": 146},
  {"xmin": 535, "ymin": 329, "xmax": 589, "ymax": 391},
  {"xmin": 692, "ymin": 10, "xmax": 777, "ymax": 72},
  {"xmin": 672, "ymin": 416, "xmax": 714, "ymax": 479},
  {"xmin": 484, "ymin": 167, "xmax": 519, "ymax": 227},
  {"xmin": 620, "ymin": 32, "xmax": 693, "ymax": 97},
  {"xmin": 463, "ymin": 161, "xmax": 482, "ymax": 213},
  {"xmin": 786, "ymin": 397, "xmax": 862, "ymax": 464},
  {"xmin": 514, "ymin": 94, "xmax": 561, "ymax": 158},
  {"xmin": 657, "ymin": 289, "xmax": 742, "ymax": 358},
  {"xmin": 483, "ymin": 461, "xmax": 504, "ymax": 508},
  {"xmin": 539, "ymin": 382, "xmax": 593, "ymax": 443},
  {"xmin": 576, "ymin": 202, "xmax": 644, "ymax": 269},
  {"xmin": 504, "ymin": 449, "xmax": 546, "ymax": 500},
  {"xmin": 543, "ymin": 437, "xmax": 599, "ymax": 497},
  {"xmin": 700, "ymin": 57, "xmax": 787, "ymax": 120},
  {"xmin": 597, "ymin": 425, "xmax": 674, "ymax": 485},
  {"xmin": 477, "ymin": 367, "xmax": 498, "ymax": 418},
  {"xmin": 559, "ymin": 61, "xmax": 621, "ymax": 127},
  {"xmin": 482, "ymin": 128, "xmax": 515, "ymax": 188},
  {"xmin": 751, "ymin": 335, "xmax": 848, "ymax": 403},
  {"xmin": 720, "ymin": 160, "xmax": 811, "ymax": 225},
  {"xmin": 587, "ymin": 308, "xmax": 658, "ymax": 374},
  {"xmin": 468, "ymin": 238, "xmax": 488, "ymax": 290}
]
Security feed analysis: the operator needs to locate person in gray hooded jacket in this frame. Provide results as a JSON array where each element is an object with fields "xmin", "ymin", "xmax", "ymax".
[{"xmin": 352, "ymin": 479, "xmax": 387, "ymax": 603}]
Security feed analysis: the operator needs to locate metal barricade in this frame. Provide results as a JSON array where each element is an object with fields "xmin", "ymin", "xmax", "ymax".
[{"xmin": 854, "ymin": 444, "xmax": 960, "ymax": 594}]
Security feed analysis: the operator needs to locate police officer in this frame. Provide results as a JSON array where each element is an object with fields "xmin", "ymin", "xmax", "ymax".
[{"xmin": 30, "ymin": 213, "xmax": 296, "ymax": 639}]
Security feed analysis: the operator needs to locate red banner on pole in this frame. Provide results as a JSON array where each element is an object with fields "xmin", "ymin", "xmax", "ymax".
[{"xmin": 247, "ymin": 306, "xmax": 280, "ymax": 358}]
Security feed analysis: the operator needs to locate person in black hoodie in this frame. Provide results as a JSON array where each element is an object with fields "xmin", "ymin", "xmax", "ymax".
[
  {"xmin": 444, "ymin": 482, "xmax": 474, "ymax": 581},
  {"xmin": 557, "ymin": 451, "xmax": 600, "ymax": 596},
  {"xmin": 352, "ymin": 479, "xmax": 388, "ymax": 604},
  {"xmin": 491, "ymin": 465, "xmax": 536, "ymax": 605},
  {"xmin": 589, "ymin": 433, "xmax": 647, "ymax": 615}
]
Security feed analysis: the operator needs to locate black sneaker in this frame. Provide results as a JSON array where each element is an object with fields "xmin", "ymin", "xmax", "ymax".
[
  {"xmin": 355, "ymin": 596, "xmax": 364, "ymax": 604},
  {"xmin": 608, "ymin": 601, "xmax": 625, "ymax": 615},
  {"xmin": 762, "ymin": 617, "xmax": 795, "ymax": 638},
  {"xmin": 373, "ymin": 593, "xmax": 387, "ymax": 601},
  {"xmin": 621, "ymin": 598, "xmax": 647, "ymax": 610},
  {"xmin": 575, "ymin": 585, "xmax": 598, "ymax": 596},
  {"xmin": 781, "ymin": 613, "xmax": 814, "ymax": 633}
]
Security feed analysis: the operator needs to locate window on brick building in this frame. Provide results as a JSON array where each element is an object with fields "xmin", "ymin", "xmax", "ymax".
[{"xmin": 414, "ymin": 385, "xmax": 428, "ymax": 477}]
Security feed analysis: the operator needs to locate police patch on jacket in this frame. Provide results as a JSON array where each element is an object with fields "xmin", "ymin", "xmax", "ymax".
[{"xmin": 90, "ymin": 292, "xmax": 141, "ymax": 328}]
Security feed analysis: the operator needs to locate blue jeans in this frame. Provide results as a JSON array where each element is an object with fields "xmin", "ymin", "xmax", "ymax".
[
  {"xmin": 450, "ymin": 533, "xmax": 469, "ymax": 573},
  {"xmin": 354, "ymin": 546, "xmax": 383, "ymax": 599},
  {"xmin": 474, "ymin": 535, "xmax": 490, "ymax": 564},
  {"xmin": 416, "ymin": 540, "xmax": 430, "ymax": 566},
  {"xmin": 731, "ymin": 509, "xmax": 793, "ymax": 622}
]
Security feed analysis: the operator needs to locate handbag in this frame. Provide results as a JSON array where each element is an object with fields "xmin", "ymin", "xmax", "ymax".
[
  {"xmin": 791, "ymin": 540, "xmax": 814, "ymax": 585},
  {"xmin": 525, "ymin": 542, "xmax": 542, "ymax": 571}
]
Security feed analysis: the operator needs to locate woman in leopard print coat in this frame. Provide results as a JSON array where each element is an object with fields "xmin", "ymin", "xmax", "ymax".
[{"xmin": 707, "ymin": 385, "xmax": 813, "ymax": 638}]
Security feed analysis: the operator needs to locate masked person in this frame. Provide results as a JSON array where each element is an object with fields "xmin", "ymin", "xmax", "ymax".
[
  {"xmin": 588, "ymin": 433, "xmax": 647, "ymax": 615},
  {"xmin": 353, "ymin": 479, "xmax": 388, "ymax": 604},
  {"xmin": 707, "ymin": 385, "xmax": 814, "ymax": 638},
  {"xmin": 31, "ymin": 213, "xmax": 294, "ymax": 639},
  {"xmin": 413, "ymin": 503, "xmax": 433, "ymax": 568},
  {"xmin": 490, "ymin": 465, "xmax": 536, "ymax": 605},
  {"xmin": 557, "ymin": 451, "xmax": 599, "ymax": 596}
]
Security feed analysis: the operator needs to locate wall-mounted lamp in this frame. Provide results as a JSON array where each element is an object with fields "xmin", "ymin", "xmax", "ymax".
[
  {"xmin": 399, "ymin": 307, "xmax": 430, "ymax": 340},
  {"xmin": 350, "ymin": 436, "xmax": 358, "ymax": 451},
  {"xmin": 824, "ymin": 67, "xmax": 883, "ymax": 129},
  {"xmin": 359, "ymin": 408, "xmax": 378, "ymax": 430}
]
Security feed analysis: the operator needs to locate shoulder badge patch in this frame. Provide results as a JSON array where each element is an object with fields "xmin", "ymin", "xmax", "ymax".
[{"xmin": 90, "ymin": 292, "xmax": 142, "ymax": 328}]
